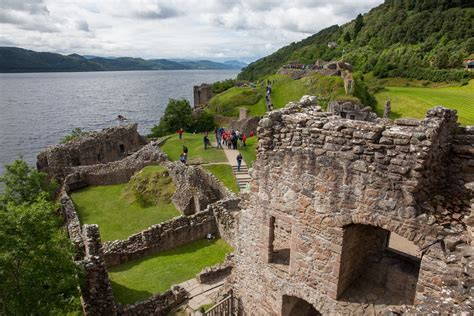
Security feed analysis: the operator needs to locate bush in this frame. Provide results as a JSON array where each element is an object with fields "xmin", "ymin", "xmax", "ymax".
[
  {"xmin": 212, "ymin": 79, "xmax": 236, "ymax": 94},
  {"xmin": 60, "ymin": 127, "xmax": 89, "ymax": 144},
  {"xmin": 191, "ymin": 111, "xmax": 216, "ymax": 133},
  {"xmin": 150, "ymin": 99, "xmax": 193, "ymax": 137}
]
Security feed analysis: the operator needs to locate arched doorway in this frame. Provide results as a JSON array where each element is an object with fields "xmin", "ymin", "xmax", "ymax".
[{"xmin": 282, "ymin": 295, "xmax": 321, "ymax": 316}]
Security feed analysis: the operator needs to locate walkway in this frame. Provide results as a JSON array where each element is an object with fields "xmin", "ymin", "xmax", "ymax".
[
  {"xmin": 178, "ymin": 277, "xmax": 225, "ymax": 314},
  {"xmin": 222, "ymin": 146, "xmax": 252, "ymax": 191}
]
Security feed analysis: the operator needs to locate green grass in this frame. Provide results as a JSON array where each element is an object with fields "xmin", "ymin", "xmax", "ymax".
[
  {"xmin": 204, "ymin": 164, "xmax": 239, "ymax": 193},
  {"xmin": 374, "ymin": 80, "xmax": 474, "ymax": 125},
  {"xmin": 108, "ymin": 239, "xmax": 233, "ymax": 305},
  {"xmin": 239, "ymin": 136, "xmax": 258, "ymax": 168},
  {"xmin": 161, "ymin": 132, "xmax": 227, "ymax": 164},
  {"xmin": 71, "ymin": 166, "xmax": 180, "ymax": 241},
  {"xmin": 208, "ymin": 73, "xmax": 348, "ymax": 117}
]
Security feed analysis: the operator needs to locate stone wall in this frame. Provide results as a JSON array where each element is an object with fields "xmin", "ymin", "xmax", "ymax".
[
  {"xmin": 228, "ymin": 116, "xmax": 260, "ymax": 136},
  {"xmin": 102, "ymin": 210, "xmax": 217, "ymax": 267},
  {"xmin": 80, "ymin": 224, "xmax": 117, "ymax": 315},
  {"xmin": 328, "ymin": 100, "xmax": 378, "ymax": 122},
  {"xmin": 229, "ymin": 96, "xmax": 473, "ymax": 314},
  {"xmin": 167, "ymin": 162, "xmax": 235, "ymax": 215},
  {"xmin": 117, "ymin": 286, "xmax": 187, "ymax": 316},
  {"xmin": 193, "ymin": 83, "xmax": 213, "ymax": 107},
  {"xmin": 37, "ymin": 124, "xmax": 147, "ymax": 180},
  {"xmin": 196, "ymin": 254, "xmax": 234, "ymax": 284}
]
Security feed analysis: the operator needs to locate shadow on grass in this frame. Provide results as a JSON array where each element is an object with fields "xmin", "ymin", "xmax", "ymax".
[{"xmin": 110, "ymin": 280, "xmax": 153, "ymax": 305}]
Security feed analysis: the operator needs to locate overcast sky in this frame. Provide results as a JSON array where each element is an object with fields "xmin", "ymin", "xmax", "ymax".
[{"xmin": 0, "ymin": 0, "xmax": 383, "ymax": 62}]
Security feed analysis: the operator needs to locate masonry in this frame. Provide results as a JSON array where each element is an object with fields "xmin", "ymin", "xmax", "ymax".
[{"xmin": 229, "ymin": 96, "xmax": 474, "ymax": 314}]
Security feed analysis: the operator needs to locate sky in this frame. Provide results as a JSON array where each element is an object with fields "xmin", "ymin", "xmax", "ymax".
[{"xmin": 0, "ymin": 0, "xmax": 383, "ymax": 62}]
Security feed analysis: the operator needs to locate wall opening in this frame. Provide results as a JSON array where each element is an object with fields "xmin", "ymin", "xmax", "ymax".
[
  {"xmin": 119, "ymin": 144, "xmax": 125, "ymax": 154},
  {"xmin": 71, "ymin": 157, "xmax": 81, "ymax": 166},
  {"xmin": 282, "ymin": 296, "xmax": 321, "ymax": 316},
  {"xmin": 337, "ymin": 224, "xmax": 420, "ymax": 305},
  {"xmin": 269, "ymin": 216, "xmax": 291, "ymax": 267}
]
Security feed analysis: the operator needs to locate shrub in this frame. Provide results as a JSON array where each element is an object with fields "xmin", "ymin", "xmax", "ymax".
[
  {"xmin": 60, "ymin": 127, "xmax": 89, "ymax": 144},
  {"xmin": 150, "ymin": 99, "xmax": 193, "ymax": 137}
]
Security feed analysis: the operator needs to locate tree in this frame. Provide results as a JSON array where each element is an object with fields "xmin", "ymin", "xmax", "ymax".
[
  {"xmin": 0, "ymin": 198, "xmax": 81, "ymax": 315},
  {"xmin": 150, "ymin": 99, "xmax": 193, "ymax": 137},
  {"xmin": 0, "ymin": 159, "xmax": 81, "ymax": 314},
  {"xmin": 0, "ymin": 159, "xmax": 57, "ymax": 207},
  {"xmin": 191, "ymin": 111, "xmax": 216, "ymax": 133},
  {"xmin": 353, "ymin": 14, "xmax": 364, "ymax": 38}
]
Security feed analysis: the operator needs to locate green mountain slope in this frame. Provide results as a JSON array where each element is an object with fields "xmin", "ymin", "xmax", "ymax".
[
  {"xmin": 0, "ymin": 47, "xmax": 246, "ymax": 73},
  {"xmin": 238, "ymin": 0, "xmax": 474, "ymax": 82}
]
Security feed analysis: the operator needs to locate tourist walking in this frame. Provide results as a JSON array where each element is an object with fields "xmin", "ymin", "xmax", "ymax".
[
  {"xmin": 203, "ymin": 133, "xmax": 211, "ymax": 150},
  {"xmin": 177, "ymin": 127, "xmax": 184, "ymax": 139},
  {"xmin": 242, "ymin": 134, "xmax": 247, "ymax": 147},
  {"xmin": 179, "ymin": 152, "xmax": 187, "ymax": 164},
  {"xmin": 236, "ymin": 153, "xmax": 243, "ymax": 172}
]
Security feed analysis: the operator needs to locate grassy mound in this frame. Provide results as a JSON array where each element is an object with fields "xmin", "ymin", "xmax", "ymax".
[
  {"xmin": 374, "ymin": 80, "xmax": 474, "ymax": 125},
  {"xmin": 108, "ymin": 238, "xmax": 233, "ymax": 305},
  {"xmin": 207, "ymin": 73, "xmax": 349, "ymax": 117},
  {"xmin": 71, "ymin": 166, "xmax": 180, "ymax": 241},
  {"xmin": 124, "ymin": 166, "xmax": 174, "ymax": 207},
  {"xmin": 160, "ymin": 132, "xmax": 227, "ymax": 164},
  {"xmin": 204, "ymin": 164, "xmax": 238, "ymax": 193}
]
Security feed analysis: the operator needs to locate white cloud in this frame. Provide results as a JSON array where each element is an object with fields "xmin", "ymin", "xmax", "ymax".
[{"xmin": 0, "ymin": 0, "xmax": 384, "ymax": 61}]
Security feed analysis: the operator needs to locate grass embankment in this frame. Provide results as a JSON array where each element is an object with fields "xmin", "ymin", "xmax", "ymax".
[
  {"xmin": 71, "ymin": 166, "xmax": 180, "ymax": 241},
  {"xmin": 204, "ymin": 164, "xmax": 239, "ymax": 193},
  {"xmin": 239, "ymin": 136, "xmax": 258, "ymax": 168},
  {"xmin": 208, "ymin": 73, "xmax": 347, "ymax": 117},
  {"xmin": 160, "ymin": 133, "xmax": 227, "ymax": 164},
  {"xmin": 374, "ymin": 80, "xmax": 474, "ymax": 125},
  {"xmin": 108, "ymin": 239, "xmax": 233, "ymax": 305}
]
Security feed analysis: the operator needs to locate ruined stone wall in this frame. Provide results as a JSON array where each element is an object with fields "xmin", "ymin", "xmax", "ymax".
[
  {"xmin": 63, "ymin": 141, "xmax": 168, "ymax": 189},
  {"xmin": 80, "ymin": 224, "xmax": 117, "ymax": 315},
  {"xmin": 230, "ymin": 96, "xmax": 473, "ymax": 314},
  {"xmin": 37, "ymin": 124, "xmax": 147, "ymax": 180},
  {"xmin": 117, "ymin": 286, "xmax": 187, "ymax": 316},
  {"xmin": 193, "ymin": 83, "xmax": 213, "ymax": 107},
  {"xmin": 102, "ymin": 210, "xmax": 217, "ymax": 267},
  {"xmin": 212, "ymin": 198, "xmax": 241, "ymax": 248},
  {"xmin": 167, "ymin": 162, "xmax": 235, "ymax": 215}
]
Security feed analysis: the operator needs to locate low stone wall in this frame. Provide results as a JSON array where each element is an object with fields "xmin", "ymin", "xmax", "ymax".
[
  {"xmin": 212, "ymin": 198, "xmax": 241, "ymax": 248},
  {"xmin": 117, "ymin": 286, "xmax": 187, "ymax": 316},
  {"xmin": 63, "ymin": 141, "xmax": 168, "ymax": 189},
  {"xmin": 197, "ymin": 254, "xmax": 234, "ymax": 284},
  {"xmin": 103, "ymin": 210, "xmax": 217, "ymax": 267},
  {"xmin": 167, "ymin": 162, "xmax": 236, "ymax": 215},
  {"xmin": 59, "ymin": 191, "xmax": 83, "ymax": 247}
]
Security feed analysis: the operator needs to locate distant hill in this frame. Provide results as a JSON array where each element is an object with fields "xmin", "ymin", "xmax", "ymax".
[
  {"xmin": 0, "ymin": 47, "xmax": 247, "ymax": 73},
  {"xmin": 238, "ymin": 0, "xmax": 474, "ymax": 82}
]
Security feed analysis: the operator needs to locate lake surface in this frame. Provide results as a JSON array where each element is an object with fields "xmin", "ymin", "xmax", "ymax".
[{"xmin": 0, "ymin": 70, "xmax": 239, "ymax": 175}]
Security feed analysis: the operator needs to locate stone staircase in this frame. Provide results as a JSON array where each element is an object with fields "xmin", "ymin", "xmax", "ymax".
[{"xmin": 232, "ymin": 165, "xmax": 252, "ymax": 191}]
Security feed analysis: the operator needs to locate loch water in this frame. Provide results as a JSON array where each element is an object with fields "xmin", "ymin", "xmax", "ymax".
[{"xmin": 0, "ymin": 70, "xmax": 239, "ymax": 175}]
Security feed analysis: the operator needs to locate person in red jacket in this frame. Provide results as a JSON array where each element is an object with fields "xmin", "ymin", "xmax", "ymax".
[
  {"xmin": 242, "ymin": 134, "xmax": 247, "ymax": 147},
  {"xmin": 177, "ymin": 128, "xmax": 183, "ymax": 139}
]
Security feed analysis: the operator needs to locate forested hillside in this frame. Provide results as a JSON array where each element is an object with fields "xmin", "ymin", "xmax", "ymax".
[{"xmin": 238, "ymin": 0, "xmax": 474, "ymax": 82}]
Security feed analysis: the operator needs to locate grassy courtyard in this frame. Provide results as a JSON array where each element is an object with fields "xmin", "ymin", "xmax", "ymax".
[
  {"xmin": 160, "ymin": 132, "xmax": 227, "ymax": 164},
  {"xmin": 204, "ymin": 164, "xmax": 239, "ymax": 193},
  {"xmin": 239, "ymin": 136, "xmax": 258, "ymax": 168},
  {"xmin": 108, "ymin": 238, "xmax": 233, "ymax": 305},
  {"xmin": 374, "ymin": 80, "xmax": 474, "ymax": 125},
  {"xmin": 71, "ymin": 166, "xmax": 180, "ymax": 241}
]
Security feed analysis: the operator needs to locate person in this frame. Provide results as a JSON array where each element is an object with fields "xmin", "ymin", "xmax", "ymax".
[
  {"xmin": 203, "ymin": 133, "xmax": 210, "ymax": 150},
  {"xmin": 177, "ymin": 128, "xmax": 184, "ymax": 140},
  {"xmin": 236, "ymin": 152, "xmax": 243, "ymax": 172},
  {"xmin": 183, "ymin": 145, "xmax": 188, "ymax": 154},
  {"xmin": 179, "ymin": 152, "xmax": 187, "ymax": 164},
  {"xmin": 242, "ymin": 133, "xmax": 247, "ymax": 147},
  {"xmin": 249, "ymin": 131, "xmax": 254, "ymax": 137},
  {"xmin": 216, "ymin": 133, "xmax": 223, "ymax": 149}
]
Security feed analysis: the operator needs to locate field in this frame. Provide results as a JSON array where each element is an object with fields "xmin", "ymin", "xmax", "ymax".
[
  {"xmin": 239, "ymin": 136, "xmax": 258, "ymax": 168},
  {"xmin": 71, "ymin": 166, "xmax": 180, "ymax": 241},
  {"xmin": 108, "ymin": 239, "xmax": 233, "ymax": 305},
  {"xmin": 160, "ymin": 132, "xmax": 227, "ymax": 164},
  {"xmin": 204, "ymin": 164, "xmax": 239, "ymax": 193},
  {"xmin": 374, "ymin": 81, "xmax": 474, "ymax": 125}
]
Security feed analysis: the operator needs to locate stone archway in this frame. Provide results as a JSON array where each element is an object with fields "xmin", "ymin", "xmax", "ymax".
[{"xmin": 282, "ymin": 295, "xmax": 321, "ymax": 316}]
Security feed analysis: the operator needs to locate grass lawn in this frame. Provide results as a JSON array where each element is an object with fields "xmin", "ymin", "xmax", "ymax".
[
  {"xmin": 108, "ymin": 239, "xmax": 233, "ymax": 305},
  {"xmin": 161, "ymin": 132, "xmax": 227, "ymax": 164},
  {"xmin": 71, "ymin": 166, "xmax": 180, "ymax": 241},
  {"xmin": 204, "ymin": 164, "xmax": 239, "ymax": 193},
  {"xmin": 374, "ymin": 80, "xmax": 474, "ymax": 125},
  {"xmin": 239, "ymin": 136, "xmax": 258, "ymax": 168}
]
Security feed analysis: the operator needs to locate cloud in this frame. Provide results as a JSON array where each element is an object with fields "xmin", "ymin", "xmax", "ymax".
[{"xmin": 1, "ymin": 0, "xmax": 384, "ymax": 61}]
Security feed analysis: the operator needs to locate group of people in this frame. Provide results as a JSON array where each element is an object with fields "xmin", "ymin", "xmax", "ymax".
[{"xmin": 216, "ymin": 128, "xmax": 248, "ymax": 150}]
